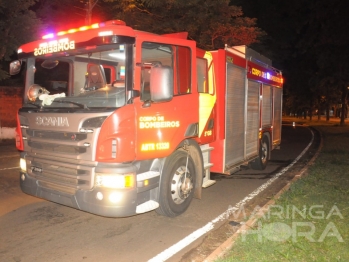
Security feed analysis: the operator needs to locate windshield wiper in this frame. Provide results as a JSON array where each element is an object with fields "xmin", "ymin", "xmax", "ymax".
[{"xmin": 54, "ymin": 100, "xmax": 89, "ymax": 110}]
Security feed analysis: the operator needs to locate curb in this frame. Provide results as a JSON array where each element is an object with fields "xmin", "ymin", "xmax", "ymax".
[{"xmin": 204, "ymin": 127, "xmax": 323, "ymax": 262}]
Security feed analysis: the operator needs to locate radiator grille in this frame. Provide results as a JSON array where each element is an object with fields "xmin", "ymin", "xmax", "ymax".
[
  {"xmin": 28, "ymin": 159, "xmax": 94, "ymax": 191},
  {"xmin": 26, "ymin": 129, "xmax": 87, "ymax": 141},
  {"xmin": 28, "ymin": 141, "xmax": 87, "ymax": 154}
]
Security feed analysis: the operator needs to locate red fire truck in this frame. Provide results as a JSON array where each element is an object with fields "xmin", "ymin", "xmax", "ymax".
[{"xmin": 10, "ymin": 20, "xmax": 283, "ymax": 217}]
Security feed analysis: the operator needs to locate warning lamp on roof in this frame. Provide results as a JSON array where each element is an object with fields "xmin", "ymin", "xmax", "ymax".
[
  {"xmin": 52, "ymin": 23, "xmax": 99, "ymax": 38},
  {"xmin": 42, "ymin": 33, "xmax": 54, "ymax": 40},
  {"xmin": 79, "ymin": 26, "xmax": 90, "ymax": 31},
  {"xmin": 41, "ymin": 20, "xmax": 126, "ymax": 40}
]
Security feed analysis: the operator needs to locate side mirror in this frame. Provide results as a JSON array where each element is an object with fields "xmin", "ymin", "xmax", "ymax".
[
  {"xmin": 150, "ymin": 65, "xmax": 173, "ymax": 102},
  {"xmin": 9, "ymin": 60, "xmax": 22, "ymax": 75}
]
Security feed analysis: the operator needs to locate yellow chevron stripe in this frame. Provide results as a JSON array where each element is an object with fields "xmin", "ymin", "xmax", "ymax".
[{"xmin": 199, "ymin": 51, "xmax": 216, "ymax": 137}]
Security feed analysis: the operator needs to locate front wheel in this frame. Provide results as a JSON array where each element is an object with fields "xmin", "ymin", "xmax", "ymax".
[
  {"xmin": 250, "ymin": 136, "xmax": 269, "ymax": 170},
  {"xmin": 156, "ymin": 149, "xmax": 196, "ymax": 217}
]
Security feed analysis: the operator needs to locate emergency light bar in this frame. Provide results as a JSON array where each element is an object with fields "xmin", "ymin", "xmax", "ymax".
[{"xmin": 42, "ymin": 20, "xmax": 126, "ymax": 40}]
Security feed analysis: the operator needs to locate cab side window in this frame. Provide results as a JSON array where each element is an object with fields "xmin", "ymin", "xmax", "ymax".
[
  {"xmin": 141, "ymin": 42, "xmax": 191, "ymax": 101},
  {"xmin": 197, "ymin": 57, "xmax": 208, "ymax": 93},
  {"xmin": 141, "ymin": 43, "xmax": 172, "ymax": 101},
  {"xmin": 176, "ymin": 46, "xmax": 191, "ymax": 95}
]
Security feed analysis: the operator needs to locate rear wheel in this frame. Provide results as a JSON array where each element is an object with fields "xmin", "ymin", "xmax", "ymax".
[
  {"xmin": 156, "ymin": 150, "xmax": 196, "ymax": 217},
  {"xmin": 250, "ymin": 135, "xmax": 269, "ymax": 170}
]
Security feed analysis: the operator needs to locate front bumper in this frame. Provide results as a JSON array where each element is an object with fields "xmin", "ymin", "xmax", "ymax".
[{"xmin": 20, "ymin": 170, "xmax": 139, "ymax": 217}]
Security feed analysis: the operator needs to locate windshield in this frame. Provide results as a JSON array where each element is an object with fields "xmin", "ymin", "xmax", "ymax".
[{"xmin": 23, "ymin": 44, "xmax": 129, "ymax": 109}]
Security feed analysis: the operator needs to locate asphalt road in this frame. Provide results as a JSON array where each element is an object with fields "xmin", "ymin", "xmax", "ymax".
[{"xmin": 0, "ymin": 124, "xmax": 316, "ymax": 262}]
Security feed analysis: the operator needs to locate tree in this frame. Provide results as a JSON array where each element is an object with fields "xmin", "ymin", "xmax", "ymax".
[
  {"xmin": 35, "ymin": 0, "xmax": 115, "ymax": 31},
  {"xmin": 300, "ymin": 0, "xmax": 349, "ymax": 125},
  {"xmin": 0, "ymin": 0, "xmax": 42, "ymax": 81},
  {"xmin": 103, "ymin": 0, "xmax": 265, "ymax": 50}
]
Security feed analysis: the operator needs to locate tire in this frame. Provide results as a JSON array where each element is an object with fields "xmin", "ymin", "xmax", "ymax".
[
  {"xmin": 250, "ymin": 135, "xmax": 269, "ymax": 170},
  {"xmin": 156, "ymin": 149, "xmax": 196, "ymax": 217}
]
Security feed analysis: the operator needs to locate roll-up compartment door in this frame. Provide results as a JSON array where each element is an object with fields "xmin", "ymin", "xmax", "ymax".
[
  {"xmin": 262, "ymin": 85, "xmax": 272, "ymax": 126},
  {"xmin": 246, "ymin": 80, "xmax": 260, "ymax": 158},
  {"xmin": 273, "ymin": 87, "xmax": 282, "ymax": 145},
  {"xmin": 224, "ymin": 63, "xmax": 245, "ymax": 168}
]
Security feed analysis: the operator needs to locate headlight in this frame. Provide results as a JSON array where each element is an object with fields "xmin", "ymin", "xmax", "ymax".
[
  {"xmin": 20, "ymin": 158, "xmax": 27, "ymax": 172},
  {"xmin": 95, "ymin": 173, "xmax": 135, "ymax": 189}
]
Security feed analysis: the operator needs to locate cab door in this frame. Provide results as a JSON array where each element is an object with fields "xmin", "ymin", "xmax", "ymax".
[{"xmin": 133, "ymin": 41, "xmax": 198, "ymax": 160}]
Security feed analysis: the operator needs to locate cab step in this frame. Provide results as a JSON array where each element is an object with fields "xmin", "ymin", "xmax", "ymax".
[{"xmin": 201, "ymin": 144, "xmax": 216, "ymax": 188}]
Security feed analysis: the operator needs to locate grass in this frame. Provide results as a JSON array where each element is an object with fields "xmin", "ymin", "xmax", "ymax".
[{"xmin": 217, "ymin": 117, "xmax": 349, "ymax": 262}]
